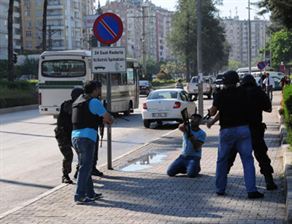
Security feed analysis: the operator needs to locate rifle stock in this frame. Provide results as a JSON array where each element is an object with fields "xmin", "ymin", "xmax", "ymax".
[
  {"xmin": 99, "ymin": 123, "xmax": 105, "ymax": 147},
  {"xmin": 181, "ymin": 108, "xmax": 191, "ymax": 137}
]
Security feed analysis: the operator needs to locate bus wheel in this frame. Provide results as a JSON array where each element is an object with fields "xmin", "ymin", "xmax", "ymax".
[
  {"xmin": 143, "ymin": 119, "xmax": 150, "ymax": 128},
  {"xmin": 123, "ymin": 102, "xmax": 132, "ymax": 116}
]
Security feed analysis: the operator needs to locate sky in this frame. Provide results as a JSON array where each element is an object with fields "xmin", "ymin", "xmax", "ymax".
[{"xmin": 97, "ymin": 0, "xmax": 268, "ymax": 20}]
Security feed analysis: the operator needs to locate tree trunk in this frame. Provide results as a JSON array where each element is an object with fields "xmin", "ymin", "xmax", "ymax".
[
  {"xmin": 42, "ymin": 0, "xmax": 48, "ymax": 52},
  {"xmin": 7, "ymin": 0, "xmax": 14, "ymax": 81}
]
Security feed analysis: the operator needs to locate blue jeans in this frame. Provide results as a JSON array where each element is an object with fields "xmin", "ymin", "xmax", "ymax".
[
  {"xmin": 167, "ymin": 155, "xmax": 201, "ymax": 178},
  {"xmin": 72, "ymin": 137, "xmax": 95, "ymax": 201},
  {"xmin": 216, "ymin": 125, "xmax": 257, "ymax": 193}
]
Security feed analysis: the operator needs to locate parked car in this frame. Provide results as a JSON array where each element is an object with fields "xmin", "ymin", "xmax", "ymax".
[
  {"xmin": 186, "ymin": 76, "xmax": 213, "ymax": 99},
  {"xmin": 214, "ymin": 73, "xmax": 224, "ymax": 89},
  {"xmin": 142, "ymin": 88, "xmax": 197, "ymax": 128},
  {"xmin": 139, "ymin": 80, "xmax": 151, "ymax": 95},
  {"xmin": 253, "ymin": 76, "xmax": 282, "ymax": 91}
]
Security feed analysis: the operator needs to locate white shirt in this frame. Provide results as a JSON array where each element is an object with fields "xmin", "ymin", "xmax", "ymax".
[{"xmin": 263, "ymin": 77, "xmax": 275, "ymax": 88}]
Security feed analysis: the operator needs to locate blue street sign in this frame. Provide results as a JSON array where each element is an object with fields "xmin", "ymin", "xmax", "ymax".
[{"xmin": 93, "ymin": 13, "xmax": 123, "ymax": 45}]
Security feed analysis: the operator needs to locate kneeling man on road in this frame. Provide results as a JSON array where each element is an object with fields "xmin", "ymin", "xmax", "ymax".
[{"xmin": 167, "ymin": 114, "xmax": 206, "ymax": 178}]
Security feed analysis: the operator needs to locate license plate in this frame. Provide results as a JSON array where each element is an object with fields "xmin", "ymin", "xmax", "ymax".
[{"xmin": 152, "ymin": 113, "xmax": 167, "ymax": 118}]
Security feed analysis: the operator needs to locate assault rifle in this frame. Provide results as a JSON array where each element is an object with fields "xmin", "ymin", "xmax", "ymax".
[
  {"xmin": 181, "ymin": 108, "xmax": 191, "ymax": 137},
  {"xmin": 99, "ymin": 120, "xmax": 105, "ymax": 148}
]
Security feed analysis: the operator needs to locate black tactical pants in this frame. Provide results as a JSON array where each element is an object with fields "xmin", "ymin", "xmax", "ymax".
[
  {"xmin": 228, "ymin": 123, "xmax": 274, "ymax": 175},
  {"xmin": 92, "ymin": 140, "xmax": 99, "ymax": 169},
  {"xmin": 55, "ymin": 129, "xmax": 73, "ymax": 176}
]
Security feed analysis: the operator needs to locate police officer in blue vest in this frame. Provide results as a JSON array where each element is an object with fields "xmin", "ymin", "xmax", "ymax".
[{"xmin": 71, "ymin": 81, "xmax": 112, "ymax": 204}]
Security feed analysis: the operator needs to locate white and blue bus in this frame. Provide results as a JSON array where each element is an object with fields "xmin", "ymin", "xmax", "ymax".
[{"xmin": 38, "ymin": 50, "xmax": 140, "ymax": 116}]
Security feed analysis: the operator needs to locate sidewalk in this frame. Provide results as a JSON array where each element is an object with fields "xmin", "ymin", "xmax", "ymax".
[{"xmin": 0, "ymin": 92, "xmax": 285, "ymax": 224}]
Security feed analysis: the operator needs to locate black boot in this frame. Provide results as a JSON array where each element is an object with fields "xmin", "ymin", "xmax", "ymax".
[
  {"xmin": 74, "ymin": 165, "xmax": 79, "ymax": 179},
  {"xmin": 248, "ymin": 191, "xmax": 264, "ymax": 199},
  {"xmin": 92, "ymin": 168, "xmax": 104, "ymax": 177},
  {"xmin": 264, "ymin": 173, "xmax": 278, "ymax": 190},
  {"xmin": 62, "ymin": 175, "xmax": 73, "ymax": 184}
]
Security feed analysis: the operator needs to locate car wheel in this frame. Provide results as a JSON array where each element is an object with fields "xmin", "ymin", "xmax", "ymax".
[
  {"xmin": 143, "ymin": 119, "xmax": 151, "ymax": 128},
  {"xmin": 157, "ymin": 120, "xmax": 163, "ymax": 126}
]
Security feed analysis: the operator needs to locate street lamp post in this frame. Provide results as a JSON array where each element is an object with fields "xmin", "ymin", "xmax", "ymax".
[
  {"xmin": 197, "ymin": 0, "xmax": 203, "ymax": 116},
  {"xmin": 248, "ymin": 0, "xmax": 252, "ymax": 74}
]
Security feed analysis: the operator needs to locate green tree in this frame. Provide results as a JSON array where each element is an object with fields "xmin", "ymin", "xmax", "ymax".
[
  {"xmin": 268, "ymin": 29, "xmax": 292, "ymax": 67},
  {"xmin": 228, "ymin": 60, "xmax": 241, "ymax": 71},
  {"xmin": 15, "ymin": 58, "xmax": 39, "ymax": 79},
  {"xmin": 145, "ymin": 58, "xmax": 161, "ymax": 80},
  {"xmin": 168, "ymin": 0, "xmax": 229, "ymax": 80},
  {"xmin": 7, "ymin": 0, "xmax": 14, "ymax": 81},
  {"xmin": 257, "ymin": 0, "xmax": 292, "ymax": 30}
]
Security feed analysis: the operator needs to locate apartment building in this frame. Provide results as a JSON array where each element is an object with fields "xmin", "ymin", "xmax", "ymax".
[
  {"xmin": 20, "ymin": 0, "xmax": 94, "ymax": 52},
  {"xmin": 156, "ymin": 7, "xmax": 174, "ymax": 62},
  {"xmin": 101, "ymin": 0, "xmax": 173, "ymax": 63},
  {"xmin": 0, "ymin": 0, "xmax": 21, "ymax": 60},
  {"xmin": 222, "ymin": 16, "xmax": 269, "ymax": 66}
]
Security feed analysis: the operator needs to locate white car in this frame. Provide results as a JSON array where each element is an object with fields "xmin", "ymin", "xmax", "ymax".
[
  {"xmin": 142, "ymin": 89, "xmax": 197, "ymax": 128},
  {"xmin": 187, "ymin": 76, "xmax": 213, "ymax": 99}
]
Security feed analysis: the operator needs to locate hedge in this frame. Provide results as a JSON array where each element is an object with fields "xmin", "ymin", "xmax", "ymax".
[
  {"xmin": 283, "ymin": 85, "xmax": 292, "ymax": 144},
  {"xmin": 0, "ymin": 80, "xmax": 38, "ymax": 108}
]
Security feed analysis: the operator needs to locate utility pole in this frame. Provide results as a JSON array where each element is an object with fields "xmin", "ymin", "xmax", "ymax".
[
  {"xmin": 197, "ymin": 0, "xmax": 203, "ymax": 116},
  {"xmin": 142, "ymin": 4, "xmax": 147, "ymax": 80},
  {"xmin": 248, "ymin": 0, "xmax": 252, "ymax": 74},
  {"xmin": 48, "ymin": 25, "xmax": 52, "ymax": 50},
  {"xmin": 42, "ymin": 0, "xmax": 48, "ymax": 52}
]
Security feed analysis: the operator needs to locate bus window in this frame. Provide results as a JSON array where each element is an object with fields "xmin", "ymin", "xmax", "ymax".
[
  {"xmin": 121, "ymin": 72, "xmax": 127, "ymax": 85},
  {"xmin": 42, "ymin": 60, "xmax": 86, "ymax": 77},
  {"xmin": 127, "ymin": 68, "xmax": 134, "ymax": 85},
  {"xmin": 111, "ymin": 73, "xmax": 121, "ymax": 86}
]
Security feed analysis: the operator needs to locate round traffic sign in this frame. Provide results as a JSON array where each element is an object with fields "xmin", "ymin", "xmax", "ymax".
[
  {"xmin": 257, "ymin": 61, "xmax": 266, "ymax": 70},
  {"xmin": 93, "ymin": 13, "xmax": 123, "ymax": 45}
]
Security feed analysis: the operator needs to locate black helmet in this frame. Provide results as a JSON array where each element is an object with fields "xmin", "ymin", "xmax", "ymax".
[
  {"xmin": 241, "ymin": 75, "xmax": 256, "ymax": 87},
  {"xmin": 84, "ymin": 80, "xmax": 102, "ymax": 94},
  {"xmin": 71, "ymin": 87, "xmax": 84, "ymax": 101},
  {"xmin": 223, "ymin": 70, "xmax": 239, "ymax": 85}
]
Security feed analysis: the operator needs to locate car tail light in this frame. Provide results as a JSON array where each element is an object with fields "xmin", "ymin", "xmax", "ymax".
[
  {"xmin": 143, "ymin": 103, "xmax": 148, "ymax": 109},
  {"xmin": 38, "ymin": 93, "xmax": 41, "ymax": 105},
  {"xmin": 173, "ymin": 101, "xmax": 181, "ymax": 109}
]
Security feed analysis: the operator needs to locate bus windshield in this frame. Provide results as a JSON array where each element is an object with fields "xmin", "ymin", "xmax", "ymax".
[{"xmin": 42, "ymin": 60, "xmax": 86, "ymax": 77}]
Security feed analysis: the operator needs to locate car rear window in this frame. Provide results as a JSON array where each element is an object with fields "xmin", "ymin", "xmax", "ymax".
[
  {"xmin": 216, "ymin": 74, "xmax": 224, "ymax": 79},
  {"xmin": 148, "ymin": 91, "xmax": 178, "ymax": 99},
  {"xmin": 191, "ymin": 77, "xmax": 198, "ymax": 83}
]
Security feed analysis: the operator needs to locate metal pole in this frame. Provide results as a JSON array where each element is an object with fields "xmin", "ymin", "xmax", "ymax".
[
  {"xmin": 106, "ymin": 73, "xmax": 113, "ymax": 169},
  {"xmin": 248, "ymin": 0, "xmax": 251, "ymax": 74},
  {"xmin": 263, "ymin": 20, "xmax": 266, "ymax": 61},
  {"xmin": 269, "ymin": 30, "xmax": 272, "ymax": 67},
  {"xmin": 142, "ymin": 5, "xmax": 147, "ymax": 79},
  {"xmin": 197, "ymin": 0, "xmax": 203, "ymax": 116}
]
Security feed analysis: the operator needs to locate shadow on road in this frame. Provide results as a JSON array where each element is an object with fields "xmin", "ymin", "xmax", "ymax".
[{"xmin": 0, "ymin": 178, "xmax": 54, "ymax": 189}]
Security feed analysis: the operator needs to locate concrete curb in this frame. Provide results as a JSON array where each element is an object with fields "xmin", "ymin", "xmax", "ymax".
[{"xmin": 0, "ymin": 104, "xmax": 38, "ymax": 115}]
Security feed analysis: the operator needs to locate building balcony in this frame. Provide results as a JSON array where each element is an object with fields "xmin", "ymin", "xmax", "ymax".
[
  {"xmin": 48, "ymin": 5, "xmax": 64, "ymax": 10},
  {"xmin": 47, "ymin": 15, "xmax": 64, "ymax": 20},
  {"xmin": 50, "ymin": 26, "xmax": 64, "ymax": 30},
  {"xmin": 51, "ymin": 36, "xmax": 65, "ymax": 40},
  {"xmin": 13, "ymin": 34, "xmax": 21, "ymax": 39},
  {"xmin": 13, "ymin": 24, "xmax": 20, "ymax": 29}
]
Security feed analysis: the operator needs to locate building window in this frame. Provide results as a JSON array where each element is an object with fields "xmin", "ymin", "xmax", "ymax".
[{"xmin": 26, "ymin": 31, "xmax": 32, "ymax": 37}]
